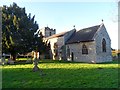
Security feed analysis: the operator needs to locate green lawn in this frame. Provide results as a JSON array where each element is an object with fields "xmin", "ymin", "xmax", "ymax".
[{"xmin": 2, "ymin": 60, "xmax": 119, "ymax": 88}]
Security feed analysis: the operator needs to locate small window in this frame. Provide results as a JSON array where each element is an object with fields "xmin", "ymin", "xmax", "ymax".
[
  {"xmin": 49, "ymin": 32, "xmax": 51, "ymax": 36},
  {"xmin": 82, "ymin": 44, "xmax": 88, "ymax": 54},
  {"xmin": 102, "ymin": 38, "xmax": 106, "ymax": 52}
]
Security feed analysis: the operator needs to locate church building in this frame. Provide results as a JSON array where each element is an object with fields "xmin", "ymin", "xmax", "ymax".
[{"xmin": 41, "ymin": 23, "xmax": 112, "ymax": 63}]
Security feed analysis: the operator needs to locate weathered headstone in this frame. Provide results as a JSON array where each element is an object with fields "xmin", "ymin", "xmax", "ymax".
[
  {"xmin": 32, "ymin": 51, "xmax": 46, "ymax": 76},
  {"xmin": 1, "ymin": 57, "xmax": 7, "ymax": 65},
  {"xmin": 7, "ymin": 58, "xmax": 14, "ymax": 64},
  {"xmin": 32, "ymin": 51, "xmax": 40, "ymax": 71},
  {"xmin": 32, "ymin": 58, "xmax": 39, "ymax": 72},
  {"xmin": 1, "ymin": 57, "xmax": 5, "ymax": 65}
]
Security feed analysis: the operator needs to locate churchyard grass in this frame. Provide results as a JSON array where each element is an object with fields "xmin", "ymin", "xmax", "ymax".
[{"xmin": 2, "ymin": 60, "xmax": 119, "ymax": 88}]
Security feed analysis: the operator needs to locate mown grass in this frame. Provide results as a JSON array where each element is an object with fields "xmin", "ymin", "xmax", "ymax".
[{"xmin": 2, "ymin": 60, "xmax": 119, "ymax": 88}]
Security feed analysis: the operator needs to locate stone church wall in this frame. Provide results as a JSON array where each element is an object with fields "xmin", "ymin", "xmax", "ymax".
[
  {"xmin": 94, "ymin": 25, "xmax": 112, "ymax": 62},
  {"xmin": 66, "ymin": 25, "xmax": 112, "ymax": 63},
  {"xmin": 47, "ymin": 36, "xmax": 64, "ymax": 60},
  {"xmin": 40, "ymin": 27, "xmax": 56, "ymax": 37},
  {"xmin": 66, "ymin": 41, "xmax": 96, "ymax": 63}
]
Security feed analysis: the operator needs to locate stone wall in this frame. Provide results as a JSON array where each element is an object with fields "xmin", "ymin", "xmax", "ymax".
[
  {"xmin": 48, "ymin": 36, "xmax": 64, "ymax": 60},
  {"xmin": 46, "ymin": 29, "xmax": 76, "ymax": 60},
  {"xmin": 66, "ymin": 41, "xmax": 96, "ymax": 63},
  {"xmin": 45, "ymin": 29, "xmax": 56, "ymax": 37},
  {"xmin": 40, "ymin": 27, "xmax": 56, "ymax": 37},
  {"xmin": 94, "ymin": 25, "xmax": 112, "ymax": 62}
]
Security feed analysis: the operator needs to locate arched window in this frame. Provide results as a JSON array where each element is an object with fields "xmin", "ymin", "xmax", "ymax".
[
  {"xmin": 82, "ymin": 44, "xmax": 88, "ymax": 54},
  {"xmin": 102, "ymin": 38, "xmax": 106, "ymax": 52},
  {"xmin": 54, "ymin": 43, "xmax": 58, "ymax": 57},
  {"xmin": 67, "ymin": 46, "xmax": 70, "ymax": 58}
]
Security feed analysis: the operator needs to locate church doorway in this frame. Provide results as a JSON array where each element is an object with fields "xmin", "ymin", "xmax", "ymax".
[{"xmin": 71, "ymin": 52, "xmax": 74, "ymax": 61}]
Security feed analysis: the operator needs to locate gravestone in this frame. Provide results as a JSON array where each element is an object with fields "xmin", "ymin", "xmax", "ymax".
[
  {"xmin": 32, "ymin": 58, "xmax": 39, "ymax": 72},
  {"xmin": 32, "ymin": 51, "xmax": 40, "ymax": 72},
  {"xmin": 7, "ymin": 58, "xmax": 14, "ymax": 64},
  {"xmin": 32, "ymin": 51, "xmax": 46, "ymax": 76},
  {"xmin": 1, "ymin": 57, "xmax": 7, "ymax": 65}
]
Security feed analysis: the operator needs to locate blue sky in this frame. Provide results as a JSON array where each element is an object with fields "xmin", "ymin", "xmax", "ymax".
[{"xmin": 1, "ymin": 1, "xmax": 118, "ymax": 49}]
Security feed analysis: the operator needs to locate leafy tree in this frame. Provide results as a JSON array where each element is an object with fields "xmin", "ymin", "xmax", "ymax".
[
  {"xmin": 2, "ymin": 3, "xmax": 42, "ymax": 61},
  {"xmin": 35, "ymin": 31, "xmax": 51, "ymax": 59},
  {"xmin": 45, "ymin": 41, "xmax": 51, "ymax": 59}
]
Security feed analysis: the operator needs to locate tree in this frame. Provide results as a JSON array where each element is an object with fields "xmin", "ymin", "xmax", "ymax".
[
  {"xmin": 44, "ymin": 41, "xmax": 51, "ymax": 59},
  {"xmin": 2, "ymin": 3, "xmax": 41, "ymax": 61}
]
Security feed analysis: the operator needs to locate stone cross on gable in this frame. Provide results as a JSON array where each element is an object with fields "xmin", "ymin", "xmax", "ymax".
[
  {"xmin": 73, "ymin": 25, "xmax": 75, "ymax": 29},
  {"xmin": 102, "ymin": 19, "xmax": 104, "ymax": 23}
]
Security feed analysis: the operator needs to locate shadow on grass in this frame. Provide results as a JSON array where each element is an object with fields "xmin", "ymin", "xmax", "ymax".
[
  {"xmin": 7, "ymin": 60, "xmax": 33, "ymax": 65},
  {"xmin": 39, "ymin": 59, "xmax": 119, "ymax": 64},
  {"xmin": 4, "ymin": 59, "xmax": 119, "ymax": 66},
  {"xmin": 97, "ymin": 60, "xmax": 119, "ymax": 64},
  {"xmin": 2, "ymin": 65, "xmax": 118, "ymax": 88}
]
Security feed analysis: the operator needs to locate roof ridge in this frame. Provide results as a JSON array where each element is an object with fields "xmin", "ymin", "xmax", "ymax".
[
  {"xmin": 78, "ymin": 24, "xmax": 100, "ymax": 31},
  {"xmin": 66, "ymin": 24, "xmax": 102, "ymax": 44}
]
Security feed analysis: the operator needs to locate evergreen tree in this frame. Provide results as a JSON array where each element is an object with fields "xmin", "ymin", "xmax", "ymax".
[{"xmin": 2, "ymin": 3, "xmax": 42, "ymax": 61}]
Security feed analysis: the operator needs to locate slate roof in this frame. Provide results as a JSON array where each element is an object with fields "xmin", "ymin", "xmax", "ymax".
[
  {"xmin": 66, "ymin": 25, "xmax": 101, "ymax": 44},
  {"xmin": 46, "ymin": 31, "xmax": 68, "ymax": 39}
]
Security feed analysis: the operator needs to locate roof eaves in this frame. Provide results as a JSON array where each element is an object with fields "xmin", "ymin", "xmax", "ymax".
[{"xmin": 66, "ymin": 40, "xmax": 94, "ymax": 44}]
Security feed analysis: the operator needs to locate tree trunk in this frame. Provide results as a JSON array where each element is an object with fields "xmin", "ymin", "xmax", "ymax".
[{"xmin": 10, "ymin": 53, "xmax": 16, "ymax": 61}]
